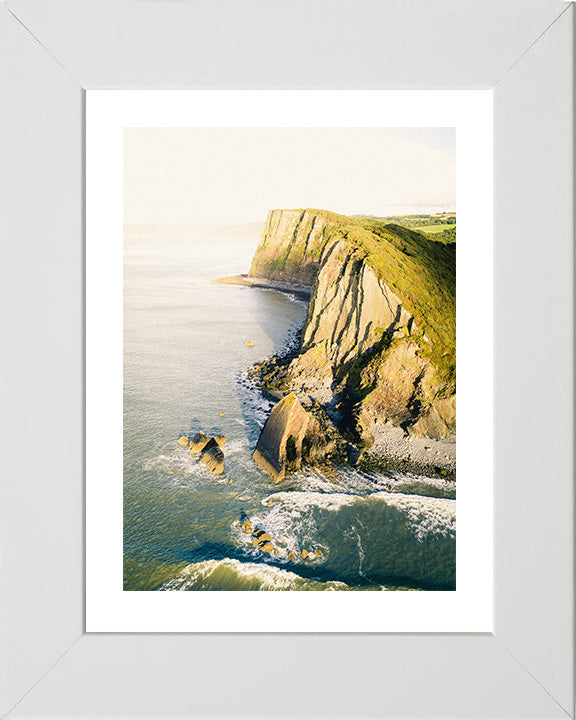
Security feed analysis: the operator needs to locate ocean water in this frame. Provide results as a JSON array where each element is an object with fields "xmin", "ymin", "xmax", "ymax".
[{"xmin": 124, "ymin": 233, "xmax": 456, "ymax": 591}]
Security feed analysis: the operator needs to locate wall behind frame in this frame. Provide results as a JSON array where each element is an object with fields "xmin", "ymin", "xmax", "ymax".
[{"xmin": 493, "ymin": 5, "xmax": 574, "ymax": 716}]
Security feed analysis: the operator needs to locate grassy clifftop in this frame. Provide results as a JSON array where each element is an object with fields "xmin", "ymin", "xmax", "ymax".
[{"xmin": 352, "ymin": 216, "xmax": 455, "ymax": 383}]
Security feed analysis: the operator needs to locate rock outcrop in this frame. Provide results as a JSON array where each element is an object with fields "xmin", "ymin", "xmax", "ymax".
[
  {"xmin": 252, "ymin": 392, "xmax": 342, "ymax": 482},
  {"xmin": 241, "ymin": 518, "xmax": 253, "ymax": 534},
  {"xmin": 348, "ymin": 340, "xmax": 456, "ymax": 442},
  {"xmin": 199, "ymin": 438, "xmax": 225, "ymax": 474},
  {"xmin": 179, "ymin": 432, "xmax": 226, "ymax": 474},
  {"xmin": 189, "ymin": 432, "xmax": 210, "ymax": 454},
  {"xmin": 240, "ymin": 516, "xmax": 285, "ymax": 556}
]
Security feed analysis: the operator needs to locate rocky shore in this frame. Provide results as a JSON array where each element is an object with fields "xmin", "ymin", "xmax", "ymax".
[{"xmin": 247, "ymin": 345, "xmax": 455, "ymax": 481}]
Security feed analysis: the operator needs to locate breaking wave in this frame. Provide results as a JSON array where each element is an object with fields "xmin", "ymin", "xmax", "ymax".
[
  {"xmin": 230, "ymin": 490, "xmax": 456, "ymax": 589},
  {"xmin": 158, "ymin": 558, "xmax": 405, "ymax": 591}
]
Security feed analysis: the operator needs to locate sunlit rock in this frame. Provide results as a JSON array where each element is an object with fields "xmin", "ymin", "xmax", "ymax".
[
  {"xmin": 189, "ymin": 431, "xmax": 210, "ymax": 454},
  {"xmin": 252, "ymin": 393, "xmax": 339, "ymax": 482},
  {"xmin": 200, "ymin": 438, "xmax": 224, "ymax": 474}
]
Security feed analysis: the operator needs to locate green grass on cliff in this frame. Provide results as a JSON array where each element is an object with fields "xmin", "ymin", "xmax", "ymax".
[
  {"xmin": 355, "ymin": 212, "xmax": 456, "ymax": 245},
  {"xmin": 358, "ymin": 212, "xmax": 456, "ymax": 231},
  {"xmin": 424, "ymin": 225, "xmax": 456, "ymax": 244},
  {"xmin": 418, "ymin": 223, "xmax": 454, "ymax": 233},
  {"xmin": 304, "ymin": 210, "xmax": 456, "ymax": 383}
]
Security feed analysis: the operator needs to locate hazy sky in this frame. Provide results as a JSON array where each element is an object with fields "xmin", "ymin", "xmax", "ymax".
[{"xmin": 124, "ymin": 127, "xmax": 455, "ymax": 225}]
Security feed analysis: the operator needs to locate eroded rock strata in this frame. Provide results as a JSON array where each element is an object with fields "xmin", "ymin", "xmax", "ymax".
[
  {"xmin": 249, "ymin": 208, "xmax": 456, "ymax": 478},
  {"xmin": 252, "ymin": 392, "xmax": 346, "ymax": 482},
  {"xmin": 249, "ymin": 208, "xmax": 329, "ymax": 286}
]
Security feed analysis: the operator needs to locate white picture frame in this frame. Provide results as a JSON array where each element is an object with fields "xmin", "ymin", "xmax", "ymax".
[{"xmin": 0, "ymin": 1, "xmax": 573, "ymax": 718}]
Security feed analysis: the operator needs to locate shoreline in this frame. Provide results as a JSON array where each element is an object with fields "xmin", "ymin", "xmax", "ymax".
[
  {"xmin": 216, "ymin": 274, "xmax": 455, "ymax": 482},
  {"xmin": 212, "ymin": 274, "xmax": 312, "ymax": 300},
  {"xmin": 250, "ymin": 355, "xmax": 456, "ymax": 482},
  {"xmin": 361, "ymin": 424, "xmax": 456, "ymax": 480}
]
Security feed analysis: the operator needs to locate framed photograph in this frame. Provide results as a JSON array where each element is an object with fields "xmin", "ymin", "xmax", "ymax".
[
  {"xmin": 87, "ymin": 90, "xmax": 492, "ymax": 633},
  {"xmin": 1, "ymin": 1, "xmax": 573, "ymax": 718}
]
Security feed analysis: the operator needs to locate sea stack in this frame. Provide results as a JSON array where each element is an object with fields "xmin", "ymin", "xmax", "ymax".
[{"xmin": 252, "ymin": 392, "xmax": 337, "ymax": 482}]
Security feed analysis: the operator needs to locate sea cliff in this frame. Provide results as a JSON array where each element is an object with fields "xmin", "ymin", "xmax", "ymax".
[
  {"xmin": 248, "ymin": 208, "xmax": 456, "ymax": 476},
  {"xmin": 248, "ymin": 208, "xmax": 331, "ymax": 286}
]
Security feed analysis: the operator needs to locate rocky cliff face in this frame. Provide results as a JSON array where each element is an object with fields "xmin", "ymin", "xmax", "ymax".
[
  {"xmin": 300, "ymin": 238, "xmax": 418, "ymax": 366},
  {"xmin": 249, "ymin": 209, "xmax": 331, "ymax": 286},
  {"xmin": 250, "ymin": 209, "xmax": 456, "ymax": 444}
]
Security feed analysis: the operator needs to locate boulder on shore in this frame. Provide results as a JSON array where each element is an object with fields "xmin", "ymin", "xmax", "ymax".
[{"xmin": 252, "ymin": 392, "xmax": 340, "ymax": 482}]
